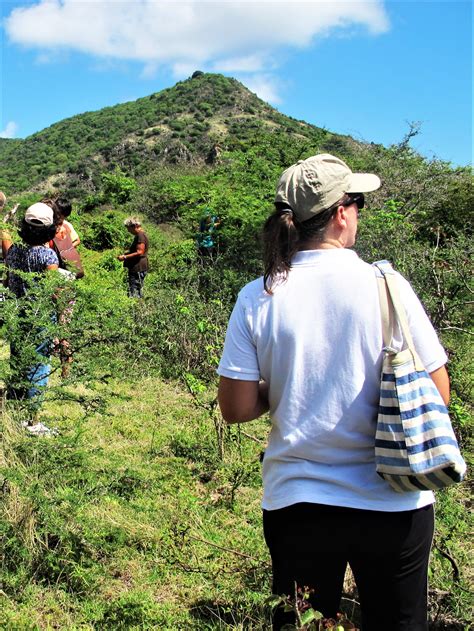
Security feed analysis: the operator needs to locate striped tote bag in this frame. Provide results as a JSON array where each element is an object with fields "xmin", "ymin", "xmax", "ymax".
[{"xmin": 373, "ymin": 261, "xmax": 466, "ymax": 493}]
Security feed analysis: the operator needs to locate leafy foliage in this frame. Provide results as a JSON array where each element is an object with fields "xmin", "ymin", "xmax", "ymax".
[
  {"xmin": 0, "ymin": 73, "xmax": 472, "ymax": 629},
  {"xmin": 0, "ymin": 73, "xmax": 331, "ymax": 196}
]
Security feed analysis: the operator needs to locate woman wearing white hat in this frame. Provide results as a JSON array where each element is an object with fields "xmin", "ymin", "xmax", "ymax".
[
  {"xmin": 217, "ymin": 155, "xmax": 449, "ymax": 630},
  {"xmin": 5, "ymin": 202, "xmax": 59, "ymax": 433}
]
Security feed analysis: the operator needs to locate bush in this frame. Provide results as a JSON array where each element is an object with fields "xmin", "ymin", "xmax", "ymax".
[
  {"xmin": 81, "ymin": 211, "xmax": 128, "ymax": 251},
  {"xmin": 101, "ymin": 169, "xmax": 137, "ymax": 204}
]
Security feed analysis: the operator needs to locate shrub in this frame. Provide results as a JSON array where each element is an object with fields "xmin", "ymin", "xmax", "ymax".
[
  {"xmin": 81, "ymin": 211, "xmax": 128, "ymax": 251},
  {"xmin": 101, "ymin": 169, "xmax": 137, "ymax": 204}
]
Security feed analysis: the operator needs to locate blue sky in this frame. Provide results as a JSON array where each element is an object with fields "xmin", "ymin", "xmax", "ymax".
[{"xmin": 0, "ymin": 1, "xmax": 472, "ymax": 166}]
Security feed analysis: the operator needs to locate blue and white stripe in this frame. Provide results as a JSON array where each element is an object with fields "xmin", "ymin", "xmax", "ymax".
[{"xmin": 375, "ymin": 352, "xmax": 466, "ymax": 492}]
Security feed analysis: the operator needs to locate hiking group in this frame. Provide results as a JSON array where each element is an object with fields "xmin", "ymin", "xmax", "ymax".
[
  {"xmin": 1, "ymin": 153, "xmax": 463, "ymax": 630},
  {"xmin": 0, "ymin": 194, "xmax": 148, "ymax": 433}
]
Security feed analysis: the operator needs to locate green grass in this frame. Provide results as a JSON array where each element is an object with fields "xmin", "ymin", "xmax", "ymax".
[
  {"xmin": 0, "ymin": 377, "xmax": 272, "ymax": 629},
  {"xmin": 0, "ymin": 376, "xmax": 471, "ymax": 629}
]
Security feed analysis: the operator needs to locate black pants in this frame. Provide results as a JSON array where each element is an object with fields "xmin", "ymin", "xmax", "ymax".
[{"xmin": 263, "ymin": 502, "xmax": 434, "ymax": 631}]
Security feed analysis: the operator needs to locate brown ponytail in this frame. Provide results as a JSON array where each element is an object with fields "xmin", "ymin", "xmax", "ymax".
[
  {"xmin": 263, "ymin": 204, "xmax": 299, "ymax": 293},
  {"xmin": 263, "ymin": 196, "xmax": 348, "ymax": 293}
]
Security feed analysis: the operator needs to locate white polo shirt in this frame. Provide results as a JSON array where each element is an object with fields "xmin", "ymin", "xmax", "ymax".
[{"xmin": 218, "ymin": 249, "xmax": 447, "ymax": 511}]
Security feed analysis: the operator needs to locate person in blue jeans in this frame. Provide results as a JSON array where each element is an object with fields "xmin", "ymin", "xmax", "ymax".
[{"xmin": 5, "ymin": 202, "xmax": 59, "ymax": 432}]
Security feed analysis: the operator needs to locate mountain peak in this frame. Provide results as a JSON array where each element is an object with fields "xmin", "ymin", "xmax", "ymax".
[{"xmin": 0, "ymin": 73, "xmax": 337, "ymax": 194}]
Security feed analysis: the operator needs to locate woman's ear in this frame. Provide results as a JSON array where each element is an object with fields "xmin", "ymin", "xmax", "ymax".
[{"xmin": 334, "ymin": 204, "xmax": 347, "ymax": 228}]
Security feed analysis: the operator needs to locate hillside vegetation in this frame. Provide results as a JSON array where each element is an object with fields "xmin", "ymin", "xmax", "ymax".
[
  {"xmin": 0, "ymin": 73, "xmax": 339, "ymax": 195},
  {"xmin": 0, "ymin": 73, "xmax": 472, "ymax": 629}
]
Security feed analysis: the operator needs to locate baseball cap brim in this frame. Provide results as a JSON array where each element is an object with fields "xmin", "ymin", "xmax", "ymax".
[{"xmin": 346, "ymin": 173, "xmax": 381, "ymax": 194}]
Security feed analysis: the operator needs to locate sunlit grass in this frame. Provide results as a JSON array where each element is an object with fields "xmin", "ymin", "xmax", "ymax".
[
  {"xmin": 1, "ymin": 375, "xmax": 471, "ymax": 629},
  {"xmin": 1, "ymin": 377, "xmax": 272, "ymax": 629}
]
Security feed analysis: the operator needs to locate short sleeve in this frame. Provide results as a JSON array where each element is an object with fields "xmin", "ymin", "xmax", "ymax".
[
  {"xmin": 395, "ymin": 273, "xmax": 448, "ymax": 373},
  {"xmin": 44, "ymin": 248, "xmax": 59, "ymax": 266},
  {"xmin": 65, "ymin": 221, "xmax": 79, "ymax": 243},
  {"xmin": 217, "ymin": 292, "xmax": 261, "ymax": 381}
]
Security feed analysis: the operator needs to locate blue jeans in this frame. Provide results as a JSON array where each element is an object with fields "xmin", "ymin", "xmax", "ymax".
[
  {"xmin": 9, "ymin": 326, "xmax": 52, "ymax": 413},
  {"xmin": 128, "ymin": 271, "xmax": 147, "ymax": 298},
  {"xmin": 26, "ymin": 338, "xmax": 51, "ymax": 404}
]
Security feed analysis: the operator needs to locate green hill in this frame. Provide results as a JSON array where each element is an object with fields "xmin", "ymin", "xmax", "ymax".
[
  {"xmin": 1, "ymin": 72, "xmax": 470, "ymax": 238},
  {"xmin": 0, "ymin": 73, "xmax": 355, "ymax": 195},
  {"xmin": 0, "ymin": 72, "xmax": 472, "ymax": 629}
]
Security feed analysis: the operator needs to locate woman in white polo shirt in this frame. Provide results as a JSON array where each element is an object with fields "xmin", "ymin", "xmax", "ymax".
[{"xmin": 217, "ymin": 154, "xmax": 449, "ymax": 631}]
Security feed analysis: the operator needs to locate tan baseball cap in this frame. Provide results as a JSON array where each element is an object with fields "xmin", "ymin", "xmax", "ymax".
[
  {"xmin": 25, "ymin": 202, "xmax": 54, "ymax": 226},
  {"xmin": 0, "ymin": 191, "xmax": 6, "ymax": 209},
  {"xmin": 275, "ymin": 153, "xmax": 381, "ymax": 222}
]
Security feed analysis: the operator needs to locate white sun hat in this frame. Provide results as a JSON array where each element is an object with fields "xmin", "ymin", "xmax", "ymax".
[{"xmin": 24, "ymin": 202, "xmax": 54, "ymax": 226}]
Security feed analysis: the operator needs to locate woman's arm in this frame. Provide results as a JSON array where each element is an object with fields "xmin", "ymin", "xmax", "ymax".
[
  {"xmin": 218, "ymin": 377, "xmax": 269, "ymax": 424},
  {"xmin": 429, "ymin": 365, "xmax": 450, "ymax": 406},
  {"xmin": 67, "ymin": 223, "xmax": 81, "ymax": 247},
  {"xmin": 1, "ymin": 232, "xmax": 12, "ymax": 259},
  {"xmin": 118, "ymin": 243, "xmax": 145, "ymax": 261}
]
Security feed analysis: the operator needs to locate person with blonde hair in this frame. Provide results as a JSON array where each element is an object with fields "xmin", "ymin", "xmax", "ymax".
[
  {"xmin": 217, "ymin": 154, "xmax": 449, "ymax": 630},
  {"xmin": 118, "ymin": 217, "xmax": 149, "ymax": 297}
]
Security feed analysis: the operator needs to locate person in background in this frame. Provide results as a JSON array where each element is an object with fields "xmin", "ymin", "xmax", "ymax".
[
  {"xmin": 0, "ymin": 192, "xmax": 7, "ymax": 312},
  {"xmin": 1, "ymin": 191, "xmax": 13, "ymax": 260},
  {"xmin": 48, "ymin": 198, "xmax": 84, "ymax": 280},
  {"xmin": 54, "ymin": 197, "xmax": 80, "ymax": 247},
  {"xmin": 1, "ymin": 192, "xmax": 19, "ymax": 310},
  {"xmin": 5, "ymin": 202, "xmax": 59, "ymax": 434},
  {"xmin": 1, "ymin": 192, "xmax": 10, "ymax": 301},
  {"xmin": 44, "ymin": 198, "xmax": 83, "ymax": 378},
  {"xmin": 118, "ymin": 217, "xmax": 149, "ymax": 298},
  {"xmin": 197, "ymin": 209, "xmax": 221, "ymax": 258},
  {"xmin": 217, "ymin": 154, "xmax": 449, "ymax": 631}
]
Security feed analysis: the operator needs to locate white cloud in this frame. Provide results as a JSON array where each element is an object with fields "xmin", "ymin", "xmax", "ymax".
[
  {"xmin": 0, "ymin": 122, "xmax": 18, "ymax": 138},
  {"xmin": 212, "ymin": 54, "xmax": 268, "ymax": 74},
  {"xmin": 171, "ymin": 61, "xmax": 200, "ymax": 80},
  {"xmin": 242, "ymin": 75, "xmax": 282, "ymax": 105},
  {"xmin": 6, "ymin": 1, "xmax": 389, "ymax": 66},
  {"xmin": 5, "ymin": 1, "xmax": 389, "ymax": 104}
]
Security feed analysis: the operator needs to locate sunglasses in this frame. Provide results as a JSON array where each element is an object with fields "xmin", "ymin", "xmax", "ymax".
[{"xmin": 344, "ymin": 193, "xmax": 365, "ymax": 211}]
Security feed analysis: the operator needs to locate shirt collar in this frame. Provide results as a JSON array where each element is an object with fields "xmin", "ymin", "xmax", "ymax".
[{"xmin": 291, "ymin": 248, "xmax": 360, "ymax": 266}]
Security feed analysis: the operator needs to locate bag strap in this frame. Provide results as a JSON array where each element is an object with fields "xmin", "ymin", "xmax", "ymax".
[
  {"xmin": 373, "ymin": 261, "xmax": 424, "ymax": 370},
  {"xmin": 375, "ymin": 273, "xmax": 392, "ymax": 348}
]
